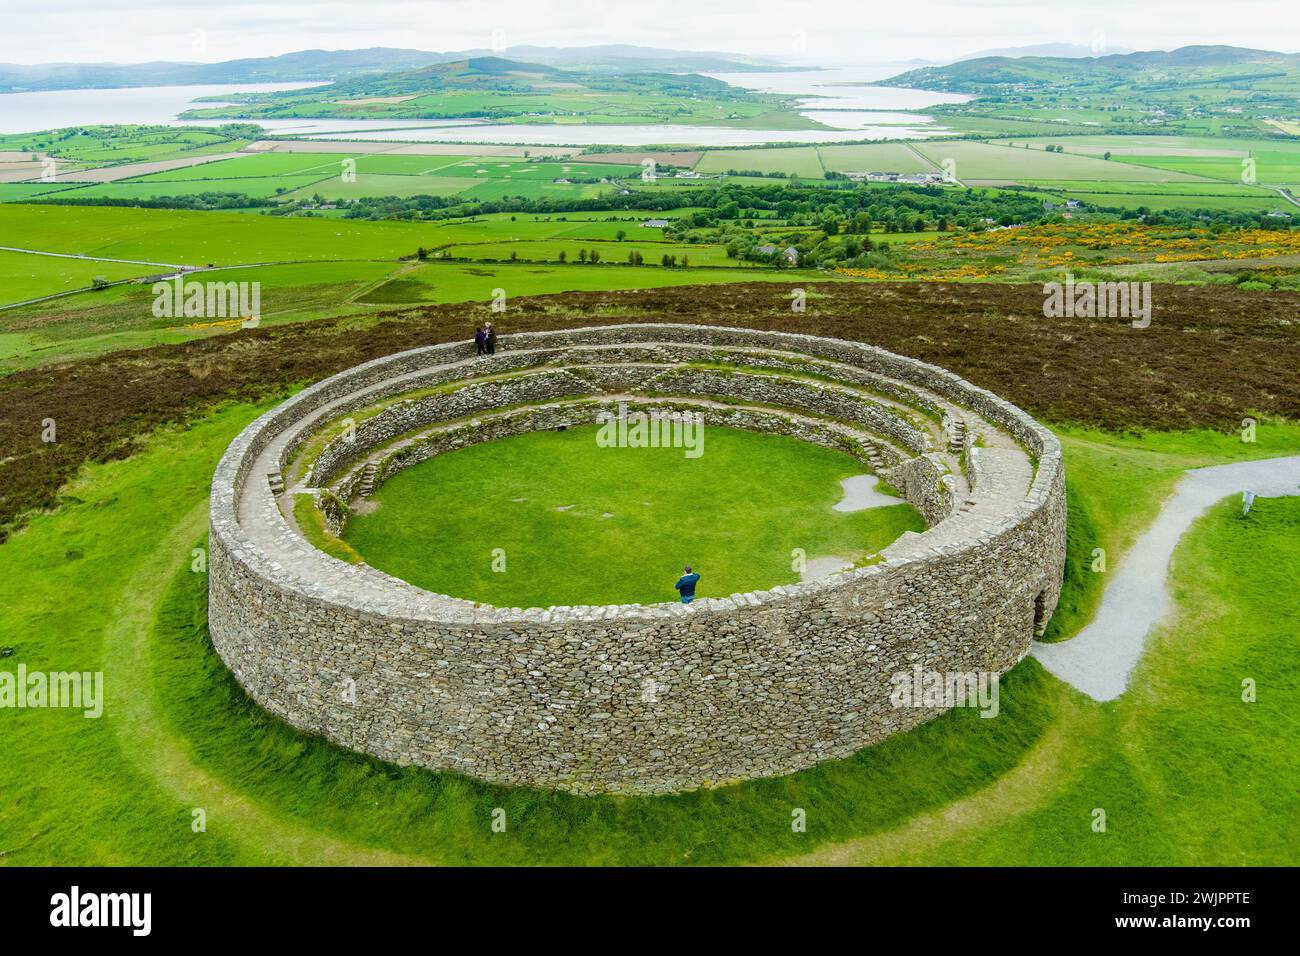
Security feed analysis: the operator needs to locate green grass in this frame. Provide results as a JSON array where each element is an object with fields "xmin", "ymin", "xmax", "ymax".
[
  {"xmin": 49, "ymin": 176, "xmax": 335, "ymax": 201},
  {"xmin": 1054, "ymin": 189, "xmax": 1287, "ymax": 213},
  {"xmin": 0, "ymin": 396, "xmax": 1051, "ymax": 865},
  {"xmin": 292, "ymin": 493, "xmax": 362, "ymax": 564},
  {"xmin": 0, "ymin": 203, "xmax": 454, "ymax": 265},
  {"xmin": 0, "ymin": 204, "xmax": 704, "ymax": 272},
  {"xmin": 1112, "ymin": 150, "xmax": 1300, "ymax": 184},
  {"xmin": 1, "ymin": 394, "xmax": 1296, "ymax": 864},
  {"xmin": 0, "ymin": 182, "xmax": 83, "ymax": 202},
  {"xmin": 0, "ymin": 249, "xmax": 161, "ymax": 303},
  {"xmin": 0, "ymin": 125, "xmax": 248, "ymax": 166},
  {"xmin": 284, "ymin": 173, "xmax": 475, "ymax": 200},
  {"xmin": 694, "ymin": 147, "xmax": 825, "ymax": 178},
  {"xmin": 816, "ymin": 143, "xmax": 934, "ymax": 175},
  {"xmin": 1042, "ymin": 420, "xmax": 1300, "ymax": 641},
  {"xmin": 0, "ymin": 257, "xmax": 810, "ymax": 373},
  {"xmin": 438, "ymin": 238, "xmax": 733, "ymax": 266},
  {"xmin": 1016, "ymin": 179, "xmax": 1273, "ymax": 197},
  {"xmin": 343, "ymin": 424, "xmax": 924, "ymax": 607},
  {"xmin": 878, "ymin": 495, "xmax": 1300, "ymax": 865},
  {"xmin": 97, "ymin": 152, "xmax": 640, "ymax": 204},
  {"xmin": 354, "ymin": 260, "xmax": 817, "ymax": 305},
  {"xmin": 129, "ymin": 152, "xmax": 356, "ymax": 180},
  {"xmin": 0, "ymin": 260, "xmax": 400, "ymax": 370},
  {"xmin": 912, "ymin": 141, "xmax": 1208, "ymax": 183}
]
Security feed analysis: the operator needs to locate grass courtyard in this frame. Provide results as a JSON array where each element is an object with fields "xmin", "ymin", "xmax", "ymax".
[{"xmin": 341, "ymin": 424, "xmax": 924, "ymax": 607}]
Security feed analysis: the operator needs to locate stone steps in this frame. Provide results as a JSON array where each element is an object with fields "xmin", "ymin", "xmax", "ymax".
[
  {"xmin": 947, "ymin": 418, "xmax": 968, "ymax": 454},
  {"xmin": 358, "ymin": 462, "xmax": 378, "ymax": 497},
  {"xmin": 266, "ymin": 470, "xmax": 285, "ymax": 496}
]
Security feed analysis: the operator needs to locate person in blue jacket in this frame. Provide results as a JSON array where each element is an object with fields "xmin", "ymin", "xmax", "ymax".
[{"xmin": 674, "ymin": 566, "xmax": 700, "ymax": 604}]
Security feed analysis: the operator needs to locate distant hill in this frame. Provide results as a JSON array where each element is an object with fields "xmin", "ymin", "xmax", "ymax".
[
  {"xmin": 0, "ymin": 48, "xmax": 446, "ymax": 92},
  {"xmin": 175, "ymin": 54, "xmax": 767, "ymax": 124},
  {"xmin": 319, "ymin": 55, "xmax": 742, "ymax": 100},
  {"xmin": 956, "ymin": 43, "xmax": 1135, "ymax": 61},
  {"xmin": 882, "ymin": 45, "xmax": 1300, "ymax": 93},
  {"xmin": 472, "ymin": 44, "xmax": 792, "ymax": 73},
  {"xmin": 327, "ymin": 57, "xmax": 566, "ymax": 97},
  {"xmin": 0, "ymin": 45, "xmax": 791, "ymax": 93}
]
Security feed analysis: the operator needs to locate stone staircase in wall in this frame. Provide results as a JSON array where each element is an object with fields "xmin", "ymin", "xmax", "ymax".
[
  {"xmin": 266, "ymin": 470, "xmax": 285, "ymax": 496},
  {"xmin": 947, "ymin": 418, "xmax": 968, "ymax": 454},
  {"xmin": 357, "ymin": 462, "xmax": 378, "ymax": 497}
]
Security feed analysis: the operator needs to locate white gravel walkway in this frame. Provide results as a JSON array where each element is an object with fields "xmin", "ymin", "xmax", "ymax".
[{"xmin": 1032, "ymin": 455, "xmax": 1300, "ymax": 702}]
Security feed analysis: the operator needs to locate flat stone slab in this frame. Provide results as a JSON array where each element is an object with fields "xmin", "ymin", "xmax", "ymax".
[
  {"xmin": 801, "ymin": 555, "xmax": 854, "ymax": 582},
  {"xmin": 833, "ymin": 473, "xmax": 903, "ymax": 512}
]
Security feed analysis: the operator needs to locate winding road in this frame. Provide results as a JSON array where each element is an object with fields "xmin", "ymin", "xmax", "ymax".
[{"xmin": 1032, "ymin": 454, "xmax": 1300, "ymax": 701}]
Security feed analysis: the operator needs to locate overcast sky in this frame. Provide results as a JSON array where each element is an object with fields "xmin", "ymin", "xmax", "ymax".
[{"xmin": 3, "ymin": 0, "xmax": 1298, "ymax": 66}]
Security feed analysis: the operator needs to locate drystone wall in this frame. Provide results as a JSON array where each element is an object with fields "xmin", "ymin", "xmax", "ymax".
[{"xmin": 208, "ymin": 324, "xmax": 1066, "ymax": 795}]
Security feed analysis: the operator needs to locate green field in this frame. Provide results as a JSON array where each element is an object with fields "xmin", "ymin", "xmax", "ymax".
[
  {"xmin": 0, "ymin": 125, "xmax": 252, "ymax": 166},
  {"xmin": 436, "ymin": 238, "xmax": 732, "ymax": 266},
  {"xmin": 283, "ymin": 173, "xmax": 477, "ymax": 200},
  {"xmin": 2, "ymin": 392, "xmax": 1295, "ymax": 864},
  {"xmin": 9, "ymin": 125, "xmax": 1297, "ymax": 221},
  {"xmin": 0, "ymin": 182, "xmax": 82, "ymax": 201},
  {"xmin": 817, "ymin": 143, "xmax": 935, "ymax": 174},
  {"xmin": 1053, "ymin": 189, "xmax": 1288, "ymax": 213},
  {"xmin": 51, "ymin": 176, "xmax": 332, "ymax": 201},
  {"xmin": 0, "ymin": 249, "xmax": 161, "ymax": 303},
  {"xmin": 0, "ymin": 148, "xmax": 644, "ymax": 205},
  {"xmin": 694, "ymin": 146, "xmax": 826, "ymax": 178},
  {"xmin": 0, "ymin": 257, "xmax": 810, "ymax": 372},
  {"xmin": 912, "ymin": 141, "xmax": 1210, "ymax": 183},
  {"xmin": 0, "ymin": 203, "xmax": 561, "ymax": 267},
  {"xmin": 342, "ymin": 424, "xmax": 924, "ymax": 606},
  {"xmin": 353, "ymin": 260, "xmax": 827, "ymax": 306},
  {"xmin": 1113, "ymin": 150, "xmax": 1300, "ymax": 185},
  {"xmin": 0, "ymin": 260, "xmax": 400, "ymax": 369},
  {"xmin": 0, "ymin": 203, "xmax": 819, "ymax": 372}
]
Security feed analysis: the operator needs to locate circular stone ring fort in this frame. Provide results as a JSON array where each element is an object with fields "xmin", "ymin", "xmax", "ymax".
[{"xmin": 209, "ymin": 324, "xmax": 1066, "ymax": 795}]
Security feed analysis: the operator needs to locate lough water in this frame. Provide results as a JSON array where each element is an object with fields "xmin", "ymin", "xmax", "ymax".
[{"xmin": 0, "ymin": 66, "xmax": 967, "ymax": 145}]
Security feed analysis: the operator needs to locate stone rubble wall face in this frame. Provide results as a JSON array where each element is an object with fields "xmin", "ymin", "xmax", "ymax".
[
  {"xmin": 313, "ymin": 363, "xmax": 921, "ymax": 490},
  {"xmin": 880, "ymin": 453, "xmax": 956, "ymax": 526},
  {"xmin": 209, "ymin": 324, "xmax": 1066, "ymax": 795},
  {"xmin": 370, "ymin": 400, "xmax": 880, "ymax": 497}
]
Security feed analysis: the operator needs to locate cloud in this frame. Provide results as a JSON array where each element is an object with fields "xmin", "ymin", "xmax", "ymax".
[{"xmin": 1, "ymin": 0, "xmax": 1297, "ymax": 65}]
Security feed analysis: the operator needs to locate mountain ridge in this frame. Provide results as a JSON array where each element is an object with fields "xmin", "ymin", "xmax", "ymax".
[{"xmin": 0, "ymin": 45, "xmax": 793, "ymax": 93}]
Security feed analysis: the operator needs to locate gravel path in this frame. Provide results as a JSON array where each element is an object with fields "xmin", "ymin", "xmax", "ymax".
[{"xmin": 1033, "ymin": 455, "xmax": 1300, "ymax": 701}]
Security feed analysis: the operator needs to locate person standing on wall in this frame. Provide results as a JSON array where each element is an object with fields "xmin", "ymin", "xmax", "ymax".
[
  {"xmin": 674, "ymin": 566, "xmax": 700, "ymax": 604},
  {"xmin": 485, "ymin": 321, "xmax": 498, "ymax": 355},
  {"xmin": 474, "ymin": 325, "xmax": 487, "ymax": 356}
]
